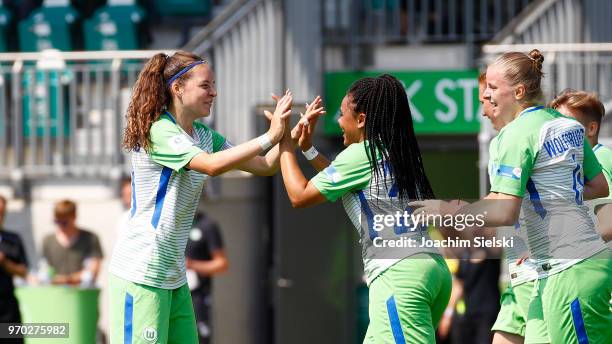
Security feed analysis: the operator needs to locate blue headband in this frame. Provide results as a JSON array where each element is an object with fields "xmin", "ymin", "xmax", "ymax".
[{"xmin": 166, "ymin": 61, "xmax": 205, "ymax": 87}]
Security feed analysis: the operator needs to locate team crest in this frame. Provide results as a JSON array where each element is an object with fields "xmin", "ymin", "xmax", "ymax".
[{"xmin": 142, "ymin": 327, "xmax": 158, "ymax": 343}]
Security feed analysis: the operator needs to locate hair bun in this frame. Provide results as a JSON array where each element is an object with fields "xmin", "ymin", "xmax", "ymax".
[{"xmin": 528, "ymin": 49, "xmax": 544, "ymax": 71}]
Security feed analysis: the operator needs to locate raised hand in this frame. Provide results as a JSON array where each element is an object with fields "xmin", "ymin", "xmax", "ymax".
[
  {"xmin": 291, "ymin": 95, "xmax": 325, "ymax": 150},
  {"xmin": 263, "ymin": 90, "xmax": 293, "ymax": 143}
]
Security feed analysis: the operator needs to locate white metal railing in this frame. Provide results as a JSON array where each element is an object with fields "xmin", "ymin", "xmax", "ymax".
[
  {"xmin": 323, "ymin": 0, "xmax": 535, "ymax": 45},
  {"xmin": 0, "ymin": 49, "xmax": 175, "ymax": 180}
]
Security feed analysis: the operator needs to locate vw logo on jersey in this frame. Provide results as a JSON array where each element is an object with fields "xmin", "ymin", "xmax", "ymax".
[
  {"xmin": 142, "ymin": 327, "xmax": 158, "ymax": 343},
  {"xmin": 190, "ymin": 227, "xmax": 203, "ymax": 241}
]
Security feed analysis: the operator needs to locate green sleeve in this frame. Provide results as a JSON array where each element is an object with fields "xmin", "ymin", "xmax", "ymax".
[
  {"xmin": 594, "ymin": 146, "xmax": 612, "ymax": 202},
  {"xmin": 583, "ymin": 140, "xmax": 602, "ymax": 181},
  {"xmin": 311, "ymin": 143, "xmax": 372, "ymax": 202},
  {"xmin": 193, "ymin": 122, "xmax": 230, "ymax": 152},
  {"xmin": 489, "ymin": 129, "xmax": 537, "ymax": 197},
  {"xmin": 150, "ymin": 119, "xmax": 203, "ymax": 172},
  {"xmin": 212, "ymin": 129, "xmax": 229, "ymax": 153}
]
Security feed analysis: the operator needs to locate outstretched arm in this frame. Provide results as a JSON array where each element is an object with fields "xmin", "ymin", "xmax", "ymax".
[
  {"xmin": 188, "ymin": 92, "xmax": 293, "ymax": 176},
  {"xmin": 279, "ymin": 114, "xmax": 327, "ymax": 209}
]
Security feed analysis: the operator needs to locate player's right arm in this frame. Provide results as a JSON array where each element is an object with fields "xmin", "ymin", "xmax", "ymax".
[
  {"xmin": 595, "ymin": 204, "xmax": 612, "ymax": 242},
  {"xmin": 187, "ymin": 93, "xmax": 293, "ymax": 176},
  {"xmin": 583, "ymin": 139, "xmax": 608, "ymax": 200}
]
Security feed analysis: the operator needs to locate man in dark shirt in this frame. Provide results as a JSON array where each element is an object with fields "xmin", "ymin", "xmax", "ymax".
[
  {"xmin": 42, "ymin": 200, "xmax": 103, "ymax": 286},
  {"xmin": 452, "ymin": 248, "xmax": 501, "ymax": 344},
  {"xmin": 185, "ymin": 212, "xmax": 228, "ymax": 344},
  {"xmin": 0, "ymin": 195, "xmax": 28, "ymax": 344}
]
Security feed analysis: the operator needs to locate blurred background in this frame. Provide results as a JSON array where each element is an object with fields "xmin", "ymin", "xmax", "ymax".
[{"xmin": 0, "ymin": 0, "xmax": 611, "ymax": 343}]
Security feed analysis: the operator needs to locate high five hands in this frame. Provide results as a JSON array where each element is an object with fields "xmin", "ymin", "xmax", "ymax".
[
  {"xmin": 263, "ymin": 90, "xmax": 293, "ymax": 143},
  {"xmin": 264, "ymin": 93, "xmax": 326, "ymax": 149}
]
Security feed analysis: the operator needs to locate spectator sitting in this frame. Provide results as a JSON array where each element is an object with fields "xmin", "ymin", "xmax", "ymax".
[{"xmin": 42, "ymin": 200, "xmax": 103, "ymax": 286}]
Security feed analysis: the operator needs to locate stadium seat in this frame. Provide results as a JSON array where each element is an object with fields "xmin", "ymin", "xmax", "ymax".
[
  {"xmin": 83, "ymin": 0, "xmax": 146, "ymax": 50},
  {"xmin": 0, "ymin": 3, "xmax": 11, "ymax": 52},
  {"xmin": 18, "ymin": 0, "xmax": 80, "ymax": 52},
  {"xmin": 22, "ymin": 50, "xmax": 72, "ymax": 138},
  {"xmin": 154, "ymin": 0, "xmax": 211, "ymax": 17}
]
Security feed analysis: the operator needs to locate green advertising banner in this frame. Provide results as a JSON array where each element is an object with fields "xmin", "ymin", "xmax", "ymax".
[{"xmin": 324, "ymin": 70, "xmax": 481, "ymax": 135}]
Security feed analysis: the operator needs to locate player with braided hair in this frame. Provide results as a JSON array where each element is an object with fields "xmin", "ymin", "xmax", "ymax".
[{"xmin": 278, "ymin": 74, "xmax": 451, "ymax": 343}]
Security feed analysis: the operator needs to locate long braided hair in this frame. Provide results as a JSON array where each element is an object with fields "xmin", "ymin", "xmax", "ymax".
[{"xmin": 348, "ymin": 74, "xmax": 434, "ymax": 201}]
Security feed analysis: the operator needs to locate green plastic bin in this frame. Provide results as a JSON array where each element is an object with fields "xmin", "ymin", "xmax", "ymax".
[{"xmin": 15, "ymin": 286, "xmax": 100, "ymax": 344}]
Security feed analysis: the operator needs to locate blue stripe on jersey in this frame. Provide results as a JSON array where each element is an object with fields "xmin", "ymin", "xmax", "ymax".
[
  {"xmin": 151, "ymin": 167, "xmax": 173, "ymax": 229},
  {"xmin": 526, "ymin": 178, "xmax": 547, "ymax": 219},
  {"xmin": 570, "ymin": 298, "xmax": 589, "ymax": 344},
  {"xmin": 124, "ymin": 293, "xmax": 134, "ymax": 344},
  {"xmin": 357, "ymin": 190, "xmax": 378, "ymax": 240},
  {"xmin": 386, "ymin": 296, "xmax": 406, "ymax": 344},
  {"xmin": 593, "ymin": 143, "xmax": 602, "ymax": 152},
  {"xmin": 130, "ymin": 171, "xmax": 137, "ymax": 218}
]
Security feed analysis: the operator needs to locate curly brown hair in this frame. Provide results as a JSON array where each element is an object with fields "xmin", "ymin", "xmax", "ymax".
[{"xmin": 123, "ymin": 50, "xmax": 205, "ymax": 152}]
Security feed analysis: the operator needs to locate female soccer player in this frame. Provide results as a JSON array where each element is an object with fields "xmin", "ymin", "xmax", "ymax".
[
  {"xmin": 279, "ymin": 74, "xmax": 452, "ymax": 343},
  {"xmin": 413, "ymin": 49, "xmax": 612, "ymax": 344},
  {"xmin": 550, "ymin": 90, "xmax": 612, "ymax": 242},
  {"xmin": 108, "ymin": 50, "xmax": 293, "ymax": 344}
]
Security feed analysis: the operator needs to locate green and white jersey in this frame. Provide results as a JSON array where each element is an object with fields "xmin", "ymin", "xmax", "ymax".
[
  {"xmin": 489, "ymin": 106, "xmax": 607, "ymax": 284},
  {"xmin": 488, "ymin": 135, "xmax": 532, "ymax": 287},
  {"xmin": 590, "ymin": 143, "xmax": 612, "ymax": 209},
  {"xmin": 312, "ymin": 141, "xmax": 438, "ymax": 286},
  {"xmin": 110, "ymin": 111, "xmax": 230, "ymax": 289}
]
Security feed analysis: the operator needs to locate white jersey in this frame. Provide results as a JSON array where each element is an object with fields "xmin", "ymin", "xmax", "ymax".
[{"xmin": 110, "ymin": 112, "xmax": 230, "ymax": 289}]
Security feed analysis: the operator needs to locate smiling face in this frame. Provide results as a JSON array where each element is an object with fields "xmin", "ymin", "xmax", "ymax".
[
  {"xmin": 484, "ymin": 65, "xmax": 523, "ymax": 130},
  {"xmin": 338, "ymin": 95, "xmax": 365, "ymax": 146},
  {"xmin": 174, "ymin": 64, "xmax": 217, "ymax": 118}
]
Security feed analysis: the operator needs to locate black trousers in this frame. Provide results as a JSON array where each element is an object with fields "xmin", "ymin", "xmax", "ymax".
[
  {"xmin": 191, "ymin": 292, "xmax": 212, "ymax": 344},
  {"xmin": 0, "ymin": 294, "xmax": 24, "ymax": 344},
  {"xmin": 452, "ymin": 312, "xmax": 498, "ymax": 344}
]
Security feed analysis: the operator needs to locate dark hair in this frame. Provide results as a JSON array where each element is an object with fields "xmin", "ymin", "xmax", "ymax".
[
  {"xmin": 492, "ymin": 49, "xmax": 545, "ymax": 105},
  {"xmin": 549, "ymin": 89, "xmax": 605, "ymax": 134},
  {"xmin": 347, "ymin": 74, "xmax": 434, "ymax": 201},
  {"xmin": 123, "ymin": 50, "xmax": 205, "ymax": 152}
]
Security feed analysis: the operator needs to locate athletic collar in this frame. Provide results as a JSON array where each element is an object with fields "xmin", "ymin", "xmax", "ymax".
[
  {"xmin": 163, "ymin": 110, "xmax": 177, "ymax": 124},
  {"xmin": 519, "ymin": 105, "xmax": 544, "ymax": 117},
  {"xmin": 163, "ymin": 110, "xmax": 200, "ymax": 143}
]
